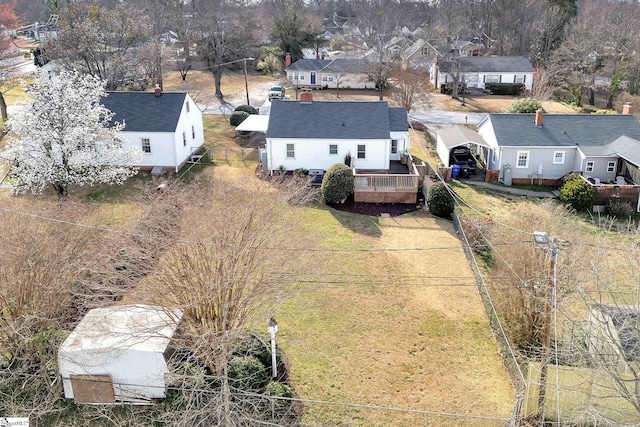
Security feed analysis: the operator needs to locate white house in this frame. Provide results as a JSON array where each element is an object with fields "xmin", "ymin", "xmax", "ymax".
[
  {"xmin": 264, "ymin": 100, "xmax": 409, "ymax": 174},
  {"xmin": 101, "ymin": 88, "xmax": 204, "ymax": 174},
  {"xmin": 475, "ymin": 107, "xmax": 640, "ymax": 186},
  {"xmin": 430, "ymin": 56, "xmax": 534, "ymax": 92},
  {"xmin": 285, "ymin": 58, "xmax": 372, "ymax": 90},
  {"xmin": 58, "ymin": 305, "xmax": 183, "ymax": 404}
]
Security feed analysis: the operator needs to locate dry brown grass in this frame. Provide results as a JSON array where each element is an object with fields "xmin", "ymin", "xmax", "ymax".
[{"xmin": 432, "ymin": 92, "xmax": 577, "ymax": 114}]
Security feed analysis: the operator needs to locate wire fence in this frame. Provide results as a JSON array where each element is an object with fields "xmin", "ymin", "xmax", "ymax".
[{"xmin": 210, "ymin": 145, "xmax": 259, "ymax": 164}]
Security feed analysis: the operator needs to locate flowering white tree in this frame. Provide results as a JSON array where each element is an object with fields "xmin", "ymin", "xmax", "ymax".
[{"xmin": 2, "ymin": 70, "xmax": 142, "ymax": 198}]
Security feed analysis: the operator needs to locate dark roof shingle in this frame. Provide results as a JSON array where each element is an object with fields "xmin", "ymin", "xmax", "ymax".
[
  {"xmin": 483, "ymin": 113, "xmax": 640, "ymax": 148},
  {"xmin": 459, "ymin": 56, "xmax": 534, "ymax": 73},
  {"xmin": 267, "ymin": 101, "xmax": 395, "ymax": 139},
  {"xmin": 101, "ymin": 91, "xmax": 187, "ymax": 133}
]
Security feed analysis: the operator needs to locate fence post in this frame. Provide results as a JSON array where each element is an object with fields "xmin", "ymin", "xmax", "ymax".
[
  {"xmin": 225, "ymin": 148, "xmax": 228, "ymax": 162},
  {"xmin": 241, "ymin": 148, "xmax": 245, "ymax": 160},
  {"xmin": 424, "ymin": 412, "xmax": 428, "ymax": 426}
]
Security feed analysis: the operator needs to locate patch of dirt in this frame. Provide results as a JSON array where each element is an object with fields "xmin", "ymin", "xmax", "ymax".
[{"xmin": 328, "ymin": 195, "xmax": 423, "ymax": 217}]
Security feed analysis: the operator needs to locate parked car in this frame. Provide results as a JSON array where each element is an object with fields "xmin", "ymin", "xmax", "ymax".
[
  {"xmin": 450, "ymin": 147, "xmax": 477, "ymax": 178},
  {"xmin": 268, "ymin": 86, "xmax": 285, "ymax": 100}
]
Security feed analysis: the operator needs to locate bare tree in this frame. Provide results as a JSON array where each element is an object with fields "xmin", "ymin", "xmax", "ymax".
[
  {"xmin": 531, "ymin": 67, "xmax": 554, "ymax": 102},
  {"xmin": 149, "ymin": 175, "xmax": 318, "ymax": 425},
  {"xmin": 392, "ymin": 64, "xmax": 428, "ymax": 112}
]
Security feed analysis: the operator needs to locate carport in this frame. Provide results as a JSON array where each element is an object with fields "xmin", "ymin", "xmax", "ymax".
[
  {"xmin": 436, "ymin": 125, "xmax": 490, "ymax": 168},
  {"xmin": 235, "ymin": 114, "xmax": 269, "ymax": 133}
]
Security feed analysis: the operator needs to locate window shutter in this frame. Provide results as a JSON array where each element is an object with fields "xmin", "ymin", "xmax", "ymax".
[
  {"xmin": 483, "ymin": 75, "xmax": 485, "ymax": 83},
  {"xmin": 499, "ymin": 75, "xmax": 502, "ymax": 83}
]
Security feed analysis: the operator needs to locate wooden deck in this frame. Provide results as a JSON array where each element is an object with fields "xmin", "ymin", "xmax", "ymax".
[{"xmin": 353, "ymin": 155, "xmax": 424, "ymax": 203}]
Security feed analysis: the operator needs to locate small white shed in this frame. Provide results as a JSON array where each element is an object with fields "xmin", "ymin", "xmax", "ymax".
[{"xmin": 58, "ymin": 304, "xmax": 183, "ymax": 404}]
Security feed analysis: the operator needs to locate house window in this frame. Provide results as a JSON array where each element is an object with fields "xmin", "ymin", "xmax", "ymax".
[
  {"xmin": 192, "ymin": 125, "xmax": 196, "ymax": 139},
  {"xmin": 391, "ymin": 140, "xmax": 398, "ymax": 154},
  {"xmin": 186, "ymin": 101, "xmax": 190, "ymax": 113},
  {"xmin": 141, "ymin": 138, "xmax": 151, "ymax": 153},
  {"xmin": 484, "ymin": 75, "xmax": 501, "ymax": 83},
  {"xmin": 553, "ymin": 151, "xmax": 565, "ymax": 164},
  {"xmin": 329, "ymin": 144, "xmax": 338, "ymax": 155},
  {"xmin": 286, "ymin": 143, "xmax": 295, "ymax": 158},
  {"xmin": 357, "ymin": 144, "xmax": 366, "ymax": 159},
  {"xmin": 514, "ymin": 75, "xmax": 526, "ymax": 83},
  {"xmin": 607, "ymin": 161, "xmax": 616, "ymax": 173},
  {"xmin": 328, "ymin": 76, "xmax": 334, "ymax": 82},
  {"xmin": 585, "ymin": 161, "xmax": 595, "ymax": 172},
  {"xmin": 516, "ymin": 150, "xmax": 529, "ymax": 168},
  {"xmin": 322, "ymin": 75, "xmax": 327, "ymax": 81},
  {"xmin": 182, "ymin": 132, "xmax": 186, "ymax": 146}
]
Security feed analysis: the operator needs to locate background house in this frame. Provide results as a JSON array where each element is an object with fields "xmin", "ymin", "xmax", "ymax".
[
  {"xmin": 476, "ymin": 109, "xmax": 640, "ymax": 186},
  {"xmin": 430, "ymin": 56, "xmax": 534, "ymax": 92},
  {"xmin": 285, "ymin": 58, "xmax": 372, "ymax": 90},
  {"xmin": 101, "ymin": 88, "xmax": 204, "ymax": 174},
  {"xmin": 58, "ymin": 305, "xmax": 183, "ymax": 404}
]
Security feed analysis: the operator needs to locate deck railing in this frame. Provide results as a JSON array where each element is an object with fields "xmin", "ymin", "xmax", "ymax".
[
  {"xmin": 353, "ymin": 153, "xmax": 422, "ymax": 192},
  {"xmin": 580, "ymin": 175, "xmax": 640, "ymax": 206}
]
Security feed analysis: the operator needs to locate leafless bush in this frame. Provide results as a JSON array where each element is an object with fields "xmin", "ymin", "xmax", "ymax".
[{"xmin": 484, "ymin": 201, "xmax": 589, "ymax": 355}]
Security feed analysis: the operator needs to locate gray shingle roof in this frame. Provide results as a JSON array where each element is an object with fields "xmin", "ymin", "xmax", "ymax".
[
  {"xmin": 286, "ymin": 58, "xmax": 370, "ymax": 73},
  {"xmin": 266, "ymin": 101, "xmax": 398, "ymax": 139},
  {"xmin": 459, "ymin": 56, "xmax": 533, "ymax": 73},
  {"xmin": 101, "ymin": 91, "xmax": 187, "ymax": 133},
  {"xmin": 389, "ymin": 107, "xmax": 408, "ymax": 131},
  {"xmin": 483, "ymin": 113, "xmax": 640, "ymax": 148}
]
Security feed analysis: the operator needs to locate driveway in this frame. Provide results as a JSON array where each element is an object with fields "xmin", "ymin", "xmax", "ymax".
[
  {"xmin": 202, "ymin": 80, "xmax": 278, "ymax": 115},
  {"xmin": 409, "ymin": 110, "xmax": 486, "ymax": 127}
]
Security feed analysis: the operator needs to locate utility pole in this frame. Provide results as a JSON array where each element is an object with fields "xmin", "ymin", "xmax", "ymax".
[{"xmin": 533, "ymin": 231, "xmax": 559, "ymax": 426}]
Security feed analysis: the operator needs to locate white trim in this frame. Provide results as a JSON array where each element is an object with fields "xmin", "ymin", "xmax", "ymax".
[
  {"xmin": 516, "ymin": 150, "xmax": 529, "ymax": 168},
  {"xmin": 607, "ymin": 161, "xmax": 616, "ymax": 172},
  {"xmin": 553, "ymin": 151, "xmax": 565, "ymax": 165},
  {"xmin": 585, "ymin": 161, "xmax": 594, "ymax": 172}
]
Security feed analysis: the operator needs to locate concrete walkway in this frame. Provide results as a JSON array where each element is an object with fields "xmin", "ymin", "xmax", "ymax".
[{"xmin": 459, "ymin": 179, "xmax": 557, "ymax": 198}]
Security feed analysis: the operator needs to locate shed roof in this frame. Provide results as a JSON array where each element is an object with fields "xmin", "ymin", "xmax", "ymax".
[
  {"xmin": 438, "ymin": 125, "xmax": 489, "ymax": 148},
  {"xmin": 481, "ymin": 113, "xmax": 640, "ymax": 148},
  {"xmin": 60, "ymin": 305, "xmax": 183, "ymax": 354},
  {"xmin": 459, "ymin": 56, "xmax": 534, "ymax": 73},
  {"xmin": 101, "ymin": 91, "xmax": 188, "ymax": 133},
  {"xmin": 267, "ymin": 101, "xmax": 399, "ymax": 139}
]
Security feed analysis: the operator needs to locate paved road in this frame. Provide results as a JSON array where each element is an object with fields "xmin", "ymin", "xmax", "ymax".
[{"xmin": 409, "ymin": 110, "xmax": 487, "ymax": 127}]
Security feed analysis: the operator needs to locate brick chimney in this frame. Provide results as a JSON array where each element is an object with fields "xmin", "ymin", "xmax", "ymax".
[
  {"xmin": 285, "ymin": 52, "xmax": 291, "ymax": 68},
  {"xmin": 623, "ymin": 102, "xmax": 634, "ymax": 115},
  {"xmin": 154, "ymin": 84, "xmax": 162, "ymax": 97},
  {"xmin": 534, "ymin": 109, "xmax": 543, "ymax": 127},
  {"xmin": 300, "ymin": 90, "xmax": 313, "ymax": 101}
]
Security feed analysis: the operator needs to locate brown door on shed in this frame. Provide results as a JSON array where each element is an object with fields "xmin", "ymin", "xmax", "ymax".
[{"xmin": 70, "ymin": 374, "xmax": 116, "ymax": 403}]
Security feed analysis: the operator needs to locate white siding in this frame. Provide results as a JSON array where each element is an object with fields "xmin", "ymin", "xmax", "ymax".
[
  {"xmin": 287, "ymin": 71, "xmax": 372, "ymax": 89},
  {"xmin": 436, "ymin": 133, "xmax": 451, "ymax": 167},
  {"xmin": 60, "ymin": 348, "xmax": 169, "ymax": 401},
  {"xmin": 122, "ymin": 131, "xmax": 177, "ymax": 170},
  {"xmin": 390, "ymin": 130, "xmax": 409, "ymax": 161},
  {"xmin": 476, "ymin": 72, "xmax": 533, "ymax": 91},
  {"xmin": 266, "ymin": 138, "xmax": 390, "ymax": 172},
  {"xmin": 174, "ymin": 94, "xmax": 205, "ymax": 170},
  {"xmin": 580, "ymin": 156, "xmax": 619, "ymax": 182},
  {"xmin": 120, "ymin": 94, "xmax": 204, "ymax": 172}
]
